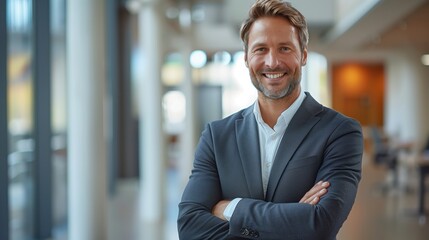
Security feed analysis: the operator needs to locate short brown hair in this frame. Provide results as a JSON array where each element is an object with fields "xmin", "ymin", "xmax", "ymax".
[{"xmin": 240, "ymin": 0, "xmax": 309, "ymax": 53}]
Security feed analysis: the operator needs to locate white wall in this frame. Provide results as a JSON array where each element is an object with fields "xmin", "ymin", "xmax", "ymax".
[{"xmin": 385, "ymin": 49, "xmax": 429, "ymax": 148}]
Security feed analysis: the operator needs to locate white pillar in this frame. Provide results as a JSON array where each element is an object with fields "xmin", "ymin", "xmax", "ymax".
[
  {"xmin": 138, "ymin": 1, "xmax": 166, "ymax": 236},
  {"xmin": 179, "ymin": 46, "xmax": 196, "ymax": 191},
  {"xmin": 177, "ymin": 7, "xmax": 197, "ymax": 192},
  {"xmin": 67, "ymin": 1, "xmax": 107, "ymax": 240}
]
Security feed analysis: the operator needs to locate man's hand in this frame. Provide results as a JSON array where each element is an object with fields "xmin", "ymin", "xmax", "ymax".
[
  {"xmin": 299, "ymin": 181, "xmax": 330, "ymax": 205},
  {"xmin": 212, "ymin": 200, "xmax": 231, "ymax": 220}
]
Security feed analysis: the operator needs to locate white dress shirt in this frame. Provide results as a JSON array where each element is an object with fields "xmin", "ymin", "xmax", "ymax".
[{"xmin": 223, "ymin": 89, "xmax": 306, "ymax": 221}]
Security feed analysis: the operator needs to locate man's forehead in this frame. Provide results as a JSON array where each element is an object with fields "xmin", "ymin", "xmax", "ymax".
[{"xmin": 247, "ymin": 17, "xmax": 298, "ymax": 44}]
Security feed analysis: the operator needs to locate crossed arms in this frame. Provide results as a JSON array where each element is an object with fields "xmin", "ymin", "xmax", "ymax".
[
  {"xmin": 178, "ymin": 118, "xmax": 363, "ymax": 240},
  {"xmin": 212, "ymin": 180, "xmax": 330, "ymax": 221}
]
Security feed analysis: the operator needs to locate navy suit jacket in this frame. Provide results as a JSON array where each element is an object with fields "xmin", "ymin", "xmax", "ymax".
[{"xmin": 178, "ymin": 93, "xmax": 363, "ymax": 240}]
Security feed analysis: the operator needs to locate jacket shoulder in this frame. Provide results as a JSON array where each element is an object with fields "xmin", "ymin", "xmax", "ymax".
[
  {"xmin": 208, "ymin": 105, "xmax": 252, "ymax": 129},
  {"xmin": 321, "ymin": 106, "xmax": 361, "ymax": 127}
]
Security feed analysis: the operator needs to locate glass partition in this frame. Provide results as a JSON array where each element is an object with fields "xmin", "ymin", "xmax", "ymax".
[
  {"xmin": 7, "ymin": 0, "xmax": 34, "ymax": 239},
  {"xmin": 50, "ymin": 0, "xmax": 67, "ymax": 238}
]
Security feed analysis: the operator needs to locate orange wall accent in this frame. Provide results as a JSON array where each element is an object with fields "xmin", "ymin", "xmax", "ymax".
[{"xmin": 332, "ymin": 63, "xmax": 385, "ymax": 126}]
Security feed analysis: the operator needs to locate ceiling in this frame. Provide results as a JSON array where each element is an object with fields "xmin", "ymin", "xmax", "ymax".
[
  {"xmin": 164, "ymin": 0, "xmax": 429, "ymax": 62},
  {"xmin": 364, "ymin": 0, "xmax": 429, "ymax": 51}
]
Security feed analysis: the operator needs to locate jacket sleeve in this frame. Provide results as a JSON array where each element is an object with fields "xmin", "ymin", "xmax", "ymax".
[
  {"xmin": 228, "ymin": 118, "xmax": 363, "ymax": 240},
  {"xmin": 177, "ymin": 124, "xmax": 233, "ymax": 240}
]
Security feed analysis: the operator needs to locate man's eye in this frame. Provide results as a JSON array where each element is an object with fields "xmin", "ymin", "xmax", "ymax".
[{"xmin": 281, "ymin": 47, "xmax": 291, "ymax": 51}]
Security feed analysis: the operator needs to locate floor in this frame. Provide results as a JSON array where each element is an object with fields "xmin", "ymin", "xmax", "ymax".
[
  {"xmin": 106, "ymin": 152, "xmax": 429, "ymax": 240},
  {"xmin": 107, "ymin": 170, "xmax": 181, "ymax": 240},
  {"xmin": 337, "ymin": 155, "xmax": 429, "ymax": 240}
]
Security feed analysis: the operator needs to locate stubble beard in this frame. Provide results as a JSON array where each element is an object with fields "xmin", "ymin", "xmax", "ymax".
[{"xmin": 250, "ymin": 69, "xmax": 301, "ymax": 100}]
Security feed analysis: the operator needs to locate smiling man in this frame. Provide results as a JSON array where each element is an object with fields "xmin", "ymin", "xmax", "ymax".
[{"xmin": 177, "ymin": 1, "xmax": 363, "ymax": 239}]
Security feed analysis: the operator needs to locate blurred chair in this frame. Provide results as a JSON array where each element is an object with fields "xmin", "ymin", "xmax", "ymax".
[
  {"xmin": 369, "ymin": 126, "xmax": 399, "ymax": 191},
  {"xmin": 423, "ymin": 136, "xmax": 429, "ymax": 154},
  {"xmin": 417, "ymin": 138, "xmax": 429, "ymax": 224}
]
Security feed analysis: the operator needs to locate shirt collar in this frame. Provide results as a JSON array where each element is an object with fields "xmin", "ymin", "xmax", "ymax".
[{"xmin": 253, "ymin": 89, "xmax": 306, "ymax": 132}]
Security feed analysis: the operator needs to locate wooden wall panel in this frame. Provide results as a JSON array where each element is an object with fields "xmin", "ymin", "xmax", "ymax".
[{"xmin": 332, "ymin": 63, "xmax": 385, "ymax": 127}]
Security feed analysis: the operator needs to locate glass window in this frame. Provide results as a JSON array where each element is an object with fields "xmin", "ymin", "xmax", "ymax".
[
  {"xmin": 7, "ymin": 0, "xmax": 34, "ymax": 239},
  {"xmin": 301, "ymin": 52, "xmax": 329, "ymax": 107},
  {"xmin": 50, "ymin": 0, "xmax": 67, "ymax": 238}
]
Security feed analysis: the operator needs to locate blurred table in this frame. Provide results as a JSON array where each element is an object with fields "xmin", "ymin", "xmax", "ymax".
[{"xmin": 417, "ymin": 154, "xmax": 429, "ymax": 224}]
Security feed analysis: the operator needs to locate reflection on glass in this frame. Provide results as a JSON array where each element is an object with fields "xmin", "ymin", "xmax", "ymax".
[
  {"xmin": 50, "ymin": 0, "xmax": 67, "ymax": 238},
  {"xmin": 7, "ymin": 0, "xmax": 34, "ymax": 239}
]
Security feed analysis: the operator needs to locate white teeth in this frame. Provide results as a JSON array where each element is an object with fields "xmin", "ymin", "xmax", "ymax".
[{"xmin": 265, "ymin": 73, "xmax": 284, "ymax": 79}]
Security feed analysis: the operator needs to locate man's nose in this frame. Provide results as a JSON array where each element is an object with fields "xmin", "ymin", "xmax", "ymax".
[{"xmin": 265, "ymin": 50, "xmax": 280, "ymax": 68}]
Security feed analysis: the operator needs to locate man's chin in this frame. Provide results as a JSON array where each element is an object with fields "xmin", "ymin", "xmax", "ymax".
[{"xmin": 262, "ymin": 91, "xmax": 288, "ymax": 100}]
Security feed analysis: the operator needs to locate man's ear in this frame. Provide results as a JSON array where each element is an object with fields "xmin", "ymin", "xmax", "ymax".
[
  {"xmin": 301, "ymin": 48, "xmax": 308, "ymax": 66},
  {"xmin": 244, "ymin": 54, "xmax": 249, "ymax": 67}
]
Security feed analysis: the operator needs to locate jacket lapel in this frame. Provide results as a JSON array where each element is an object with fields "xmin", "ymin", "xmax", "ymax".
[
  {"xmin": 236, "ymin": 106, "xmax": 264, "ymax": 200},
  {"xmin": 265, "ymin": 93, "xmax": 323, "ymax": 201}
]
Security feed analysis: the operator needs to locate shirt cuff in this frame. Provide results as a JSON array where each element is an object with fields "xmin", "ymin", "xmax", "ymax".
[{"xmin": 223, "ymin": 198, "xmax": 242, "ymax": 221}]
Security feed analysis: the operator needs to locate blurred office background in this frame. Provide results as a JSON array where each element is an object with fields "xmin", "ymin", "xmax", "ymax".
[{"xmin": 1, "ymin": 0, "xmax": 429, "ymax": 239}]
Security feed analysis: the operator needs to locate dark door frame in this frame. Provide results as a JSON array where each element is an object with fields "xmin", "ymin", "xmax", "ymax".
[
  {"xmin": 0, "ymin": 0, "xmax": 10, "ymax": 239},
  {"xmin": 32, "ymin": 0, "xmax": 52, "ymax": 238}
]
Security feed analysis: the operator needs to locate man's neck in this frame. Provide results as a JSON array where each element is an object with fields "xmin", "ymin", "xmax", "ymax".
[{"xmin": 258, "ymin": 87, "xmax": 301, "ymax": 128}]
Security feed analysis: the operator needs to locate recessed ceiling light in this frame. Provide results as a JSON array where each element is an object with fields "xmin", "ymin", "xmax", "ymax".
[
  {"xmin": 190, "ymin": 50, "xmax": 207, "ymax": 68},
  {"xmin": 421, "ymin": 54, "xmax": 429, "ymax": 66}
]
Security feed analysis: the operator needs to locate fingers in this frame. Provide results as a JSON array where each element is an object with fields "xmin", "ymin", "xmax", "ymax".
[
  {"xmin": 299, "ymin": 181, "xmax": 325, "ymax": 202},
  {"xmin": 299, "ymin": 181, "xmax": 330, "ymax": 204}
]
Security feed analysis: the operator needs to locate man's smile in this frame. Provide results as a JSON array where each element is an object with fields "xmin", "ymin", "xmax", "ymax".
[{"xmin": 263, "ymin": 73, "xmax": 286, "ymax": 79}]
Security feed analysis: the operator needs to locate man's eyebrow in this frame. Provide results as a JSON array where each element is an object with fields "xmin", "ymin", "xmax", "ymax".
[
  {"xmin": 249, "ymin": 41, "xmax": 267, "ymax": 48},
  {"xmin": 250, "ymin": 41, "xmax": 294, "ymax": 48}
]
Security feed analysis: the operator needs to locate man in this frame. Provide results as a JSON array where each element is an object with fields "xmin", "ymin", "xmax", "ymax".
[{"xmin": 177, "ymin": 0, "xmax": 363, "ymax": 239}]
